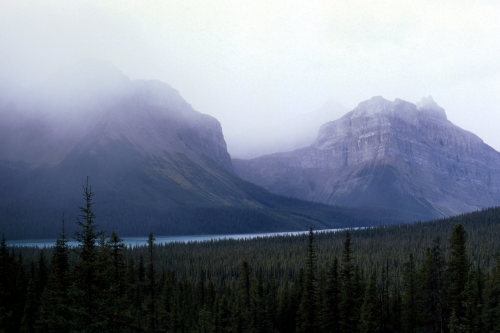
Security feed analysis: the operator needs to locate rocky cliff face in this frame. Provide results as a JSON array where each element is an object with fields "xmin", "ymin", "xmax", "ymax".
[{"xmin": 234, "ymin": 96, "xmax": 500, "ymax": 221}]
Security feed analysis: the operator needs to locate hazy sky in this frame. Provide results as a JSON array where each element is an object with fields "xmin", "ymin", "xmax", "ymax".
[{"xmin": 1, "ymin": 0, "xmax": 500, "ymax": 158}]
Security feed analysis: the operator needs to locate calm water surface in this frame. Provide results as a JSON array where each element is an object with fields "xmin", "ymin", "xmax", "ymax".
[{"xmin": 6, "ymin": 228, "xmax": 353, "ymax": 248}]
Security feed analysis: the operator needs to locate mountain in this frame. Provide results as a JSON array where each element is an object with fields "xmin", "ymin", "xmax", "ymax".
[
  {"xmin": 234, "ymin": 96, "xmax": 500, "ymax": 221},
  {"xmin": 0, "ymin": 64, "xmax": 384, "ymax": 239}
]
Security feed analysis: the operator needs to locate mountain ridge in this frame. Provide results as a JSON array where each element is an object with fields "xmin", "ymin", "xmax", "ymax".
[
  {"xmin": 234, "ymin": 96, "xmax": 500, "ymax": 221},
  {"xmin": 0, "ymin": 65, "xmax": 389, "ymax": 239}
]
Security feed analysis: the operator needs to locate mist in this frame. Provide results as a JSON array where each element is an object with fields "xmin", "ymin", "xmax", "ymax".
[{"xmin": 1, "ymin": 0, "xmax": 500, "ymax": 158}]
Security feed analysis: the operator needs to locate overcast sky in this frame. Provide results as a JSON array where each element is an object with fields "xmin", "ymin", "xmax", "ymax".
[{"xmin": 1, "ymin": 0, "xmax": 500, "ymax": 158}]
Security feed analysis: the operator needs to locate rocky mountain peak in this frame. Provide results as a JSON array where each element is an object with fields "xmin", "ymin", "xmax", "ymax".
[
  {"xmin": 235, "ymin": 96, "xmax": 500, "ymax": 222},
  {"xmin": 416, "ymin": 95, "xmax": 447, "ymax": 120},
  {"xmin": 348, "ymin": 96, "xmax": 447, "ymax": 121},
  {"xmin": 349, "ymin": 96, "xmax": 392, "ymax": 118}
]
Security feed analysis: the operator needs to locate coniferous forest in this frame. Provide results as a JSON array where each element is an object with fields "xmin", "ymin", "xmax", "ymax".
[{"xmin": 1, "ymin": 183, "xmax": 500, "ymax": 332}]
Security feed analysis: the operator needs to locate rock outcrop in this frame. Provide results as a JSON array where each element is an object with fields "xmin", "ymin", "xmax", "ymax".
[{"xmin": 234, "ymin": 96, "xmax": 500, "ymax": 221}]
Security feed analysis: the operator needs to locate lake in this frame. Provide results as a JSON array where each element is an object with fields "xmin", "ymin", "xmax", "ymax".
[{"xmin": 6, "ymin": 228, "xmax": 352, "ymax": 248}]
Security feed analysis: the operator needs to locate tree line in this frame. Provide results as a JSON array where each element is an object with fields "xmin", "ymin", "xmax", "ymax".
[{"xmin": 1, "ymin": 182, "xmax": 500, "ymax": 332}]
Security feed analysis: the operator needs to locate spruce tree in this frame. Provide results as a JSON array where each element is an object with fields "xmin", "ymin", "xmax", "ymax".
[
  {"xmin": 105, "ymin": 231, "xmax": 129, "ymax": 332},
  {"xmin": 359, "ymin": 271, "xmax": 381, "ymax": 333},
  {"xmin": 13, "ymin": 253, "xmax": 27, "ymax": 331},
  {"xmin": 402, "ymin": 254, "xmax": 418, "ymax": 333},
  {"xmin": 418, "ymin": 240, "xmax": 445, "ymax": 333},
  {"xmin": 389, "ymin": 282, "xmax": 402, "ymax": 332},
  {"xmin": 484, "ymin": 254, "xmax": 500, "ymax": 332},
  {"xmin": 20, "ymin": 270, "xmax": 38, "ymax": 333},
  {"xmin": 323, "ymin": 256, "xmax": 339, "ymax": 332},
  {"xmin": 339, "ymin": 230, "xmax": 358, "ymax": 333},
  {"xmin": 252, "ymin": 268, "xmax": 266, "ymax": 332},
  {"xmin": 237, "ymin": 260, "xmax": 252, "ymax": 330},
  {"xmin": 298, "ymin": 227, "xmax": 318, "ymax": 333},
  {"xmin": 37, "ymin": 216, "xmax": 72, "ymax": 332},
  {"xmin": 146, "ymin": 232, "xmax": 157, "ymax": 332},
  {"xmin": 276, "ymin": 282, "xmax": 290, "ymax": 333},
  {"xmin": 464, "ymin": 265, "xmax": 484, "ymax": 333},
  {"xmin": 0, "ymin": 234, "xmax": 15, "ymax": 330},
  {"xmin": 316, "ymin": 265, "xmax": 327, "ymax": 331},
  {"xmin": 73, "ymin": 177, "xmax": 102, "ymax": 331},
  {"xmin": 380, "ymin": 259, "xmax": 390, "ymax": 333},
  {"xmin": 446, "ymin": 224, "xmax": 469, "ymax": 331},
  {"xmin": 132, "ymin": 255, "xmax": 147, "ymax": 331}
]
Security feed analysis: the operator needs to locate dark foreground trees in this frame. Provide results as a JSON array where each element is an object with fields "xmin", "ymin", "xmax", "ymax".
[
  {"xmin": 2, "ymin": 226, "xmax": 499, "ymax": 333},
  {"xmin": 1, "ymin": 180, "xmax": 500, "ymax": 332}
]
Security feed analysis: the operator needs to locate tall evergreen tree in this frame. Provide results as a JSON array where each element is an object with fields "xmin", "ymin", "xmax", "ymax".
[
  {"xmin": 462, "ymin": 265, "xmax": 484, "ymax": 333},
  {"xmin": 0, "ymin": 233, "xmax": 15, "ymax": 330},
  {"xmin": 316, "ymin": 265, "xmax": 327, "ymax": 331},
  {"xmin": 298, "ymin": 227, "xmax": 318, "ymax": 333},
  {"xmin": 380, "ymin": 259, "xmax": 390, "ymax": 333},
  {"xmin": 21, "ymin": 251, "xmax": 48, "ymax": 332},
  {"xmin": 13, "ymin": 253, "xmax": 27, "ymax": 331},
  {"xmin": 339, "ymin": 230, "xmax": 358, "ymax": 333},
  {"xmin": 106, "ymin": 231, "xmax": 129, "ymax": 332},
  {"xmin": 418, "ymin": 239, "xmax": 446, "ymax": 333},
  {"xmin": 264, "ymin": 280, "xmax": 278, "ymax": 332},
  {"xmin": 37, "ymin": 216, "xmax": 72, "ymax": 332},
  {"xmin": 20, "ymin": 266, "xmax": 38, "ymax": 333},
  {"xmin": 73, "ymin": 177, "xmax": 102, "ymax": 331},
  {"xmin": 252, "ymin": 268, "xmax": 267, "ymax": 332},
  {"xmin": 323, "ymin": 256, "xmax": 339, "ymax": 332},
  {"xmin": 402, "ymin": 254, "xmax": 418, "ymax": 333},
  {"xmin": 146, "ymin": 232, "xmax": 157, "ymax": 332},
  {"xmin": 132, "ymin": 255, "xmax": 147, "ymax": 331},
  {"xmin": 389, "ymin": 281, "xmax": 402, "ymax": 332},
  {"xmin": 446, "ymin": 224, "xmax": 469, "ymax": 331},
  {"xmin": 484, "ymin": 254, "xmax": 500, "ymax": 332},
  {"xmin": 359, "ymin": 270, "xmax": 381, "ymax": 333},
  {"xmin": 237, "ymin": 260, "xmax": 252, "ymax": 330}
]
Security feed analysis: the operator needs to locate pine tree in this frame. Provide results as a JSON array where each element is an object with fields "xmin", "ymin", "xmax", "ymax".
[
  {"xmin": 20, "ymin": 267, "xmax": 38, "ymax": 333},
  {"xmin": 132, "ymin": 255, "xmax": 147, "ymax": 331},
  {"xmin": 402, "ymin": 254, "xmax": 417, "ymax": 333},
  {"xmin": 73, "ymin": 177, "xmax": 102, "ymax": 331},
  {"xmin": 215, "ymin": 292, "xmax": 232, "ymax": 333},
  {"xmin": 484, "ymin": 254, "xmax": 500, "ymax": 332},
  {"xmin": 389, "ymin": 282, "xmax": 402, "ymax": 332},
  {"xmin": 0, "ymin": 233, "xmax": 15, "ymax": 330},
  {"xmin": 380, "ymin": 259, "xmax": 390, "ymax": 333},
  {"xmin": 464, "ymin": 265, "xmax": 484, "ymax": 333},
  {"xmin": 446, "ymin": 224, "xmax": 469, "ymax": 331},
  {"xmin": 277, "ymin": 282, "xmax": 292, "ymax": 333},
  {"xmin": 106, "ymin": 231, "xmax": 129, "ymax": 332},
  {"xmin": 146, "ymin": 232, "xmax": 157, "ymax": 332},
  {"xmin": 264, "ymin": 280, "xmax": 278, "ymax": 332},
  {"xmin": 316, "ymin": 265, "xmax": 327, "ymax": 331},
  {"xmin": 37, "ymin": 216, "xmax": 72, "ymax": 332},
  {"xmin": 323, "ymin": 256, "xmax": 339, "ymax": 332},
  {"xmin": 339, "ymin": 230, "xmax": 358, "ymax": 333},
  {"xmin": 237, "ymin": 260, "xmax": 251, "ymax": 330},
  {"xmin": 359, "ymin": 270, "xmax": 381, "ymax": 333},
  {"xmin": 13, "ymin": 253, "xmax": 27, "ymax": 331},
  {"xmin": 298, "ymin": 227, "xmax": 318, "ymax": 333},
  {"xmin": 20, "ymin": 251, "xmax": 48, "ymax": 332},
  {"xmin": 417, "ymin": 239, "xmax": 445, "ymax": 333},
  {"xmin": 252, "ymin": 268, "xmax": 266, "ymax": 332}
]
